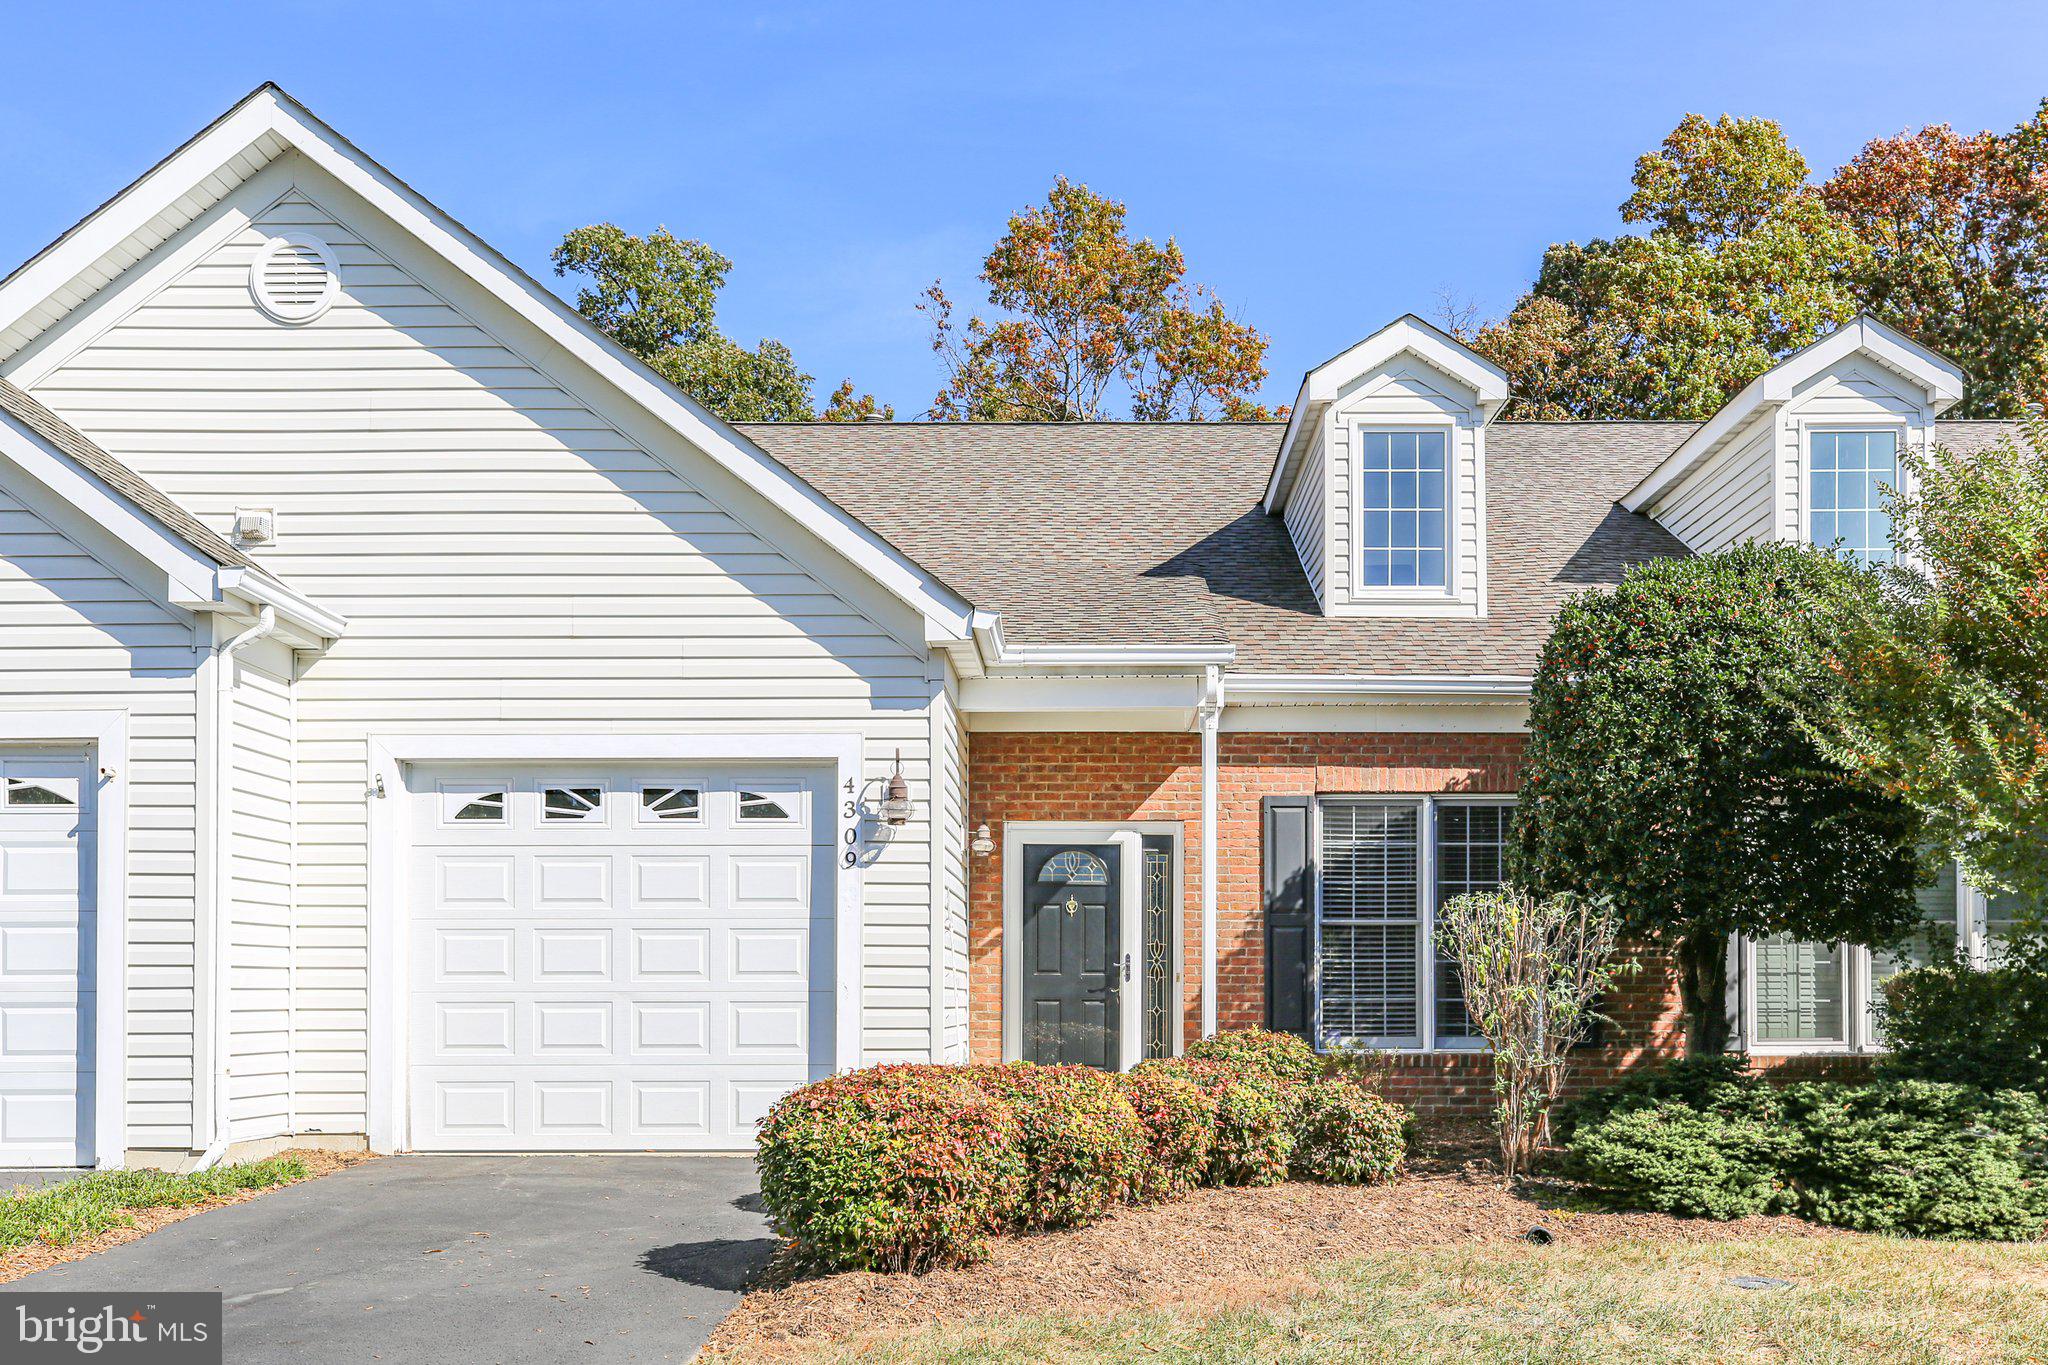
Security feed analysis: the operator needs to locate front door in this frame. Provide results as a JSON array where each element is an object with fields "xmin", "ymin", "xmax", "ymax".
[{"xmin": 1020, "ymin": 843, "xmax": 1121, "ymax": 1067}]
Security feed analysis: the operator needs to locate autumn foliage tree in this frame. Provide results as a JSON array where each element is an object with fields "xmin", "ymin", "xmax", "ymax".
[
  {"xmin": 1470, "ymin": 104, "xmax": 2048, "ymax": 419},
  {"xmin": 553, "ymin": 223, "xmax": 887, "ymax": 422},
  {"xmin": 922, "ymin": 177, "xmax": 1278, "ymax": 421}
]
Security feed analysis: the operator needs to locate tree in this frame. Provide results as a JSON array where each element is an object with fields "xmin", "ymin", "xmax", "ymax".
[
  {"xmin": 1468, "ymin": 115, "xmax": 1867, "ymax": 420},
  {"xmin": 819, "ymin": 380, "xmax": 895, "ymax": 423},
  {"xmin": 1514, "ymin": 542, "xmax": 1927, "ymax": 1053},
  {"xmin": 1813, "ymin": 423, "xmax": 2048, "ymax": 912},
  {"xmin": 1436, "ymin": 888, "xmax": 1630, "ymax": 1179},
  {"xmin": 553, "ymin": 224, "xmax": 890, "ymax": 423},
  {"xmin": 921, "ymin": 177, "xmax": 1279, "ymax": 421}
]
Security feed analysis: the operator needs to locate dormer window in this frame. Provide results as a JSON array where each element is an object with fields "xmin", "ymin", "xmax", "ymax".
[
  {"xmin": 1809, "ymin": 429, "xmax": 1898, "ymax": 565},
  {"xmin": 1358, "ymin": 430, "xmax": 1448, "ymax": 589}
]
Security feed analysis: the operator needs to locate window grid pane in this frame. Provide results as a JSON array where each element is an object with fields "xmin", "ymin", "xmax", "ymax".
[
  {"xmin": 1810, "ymin": 430, "xmax": 1898, "ymax": 565},
  {"xmin": 1433, "ymin": 804, "xmax": 1512, "ymax": 1040},
  {"xmin": 1359, "ymin": 430, "xmax": 1448, "ymax": 588},
  {"xmin": 1317, "ymin": 803, "xmax": 1421, "ymax": 1042}
]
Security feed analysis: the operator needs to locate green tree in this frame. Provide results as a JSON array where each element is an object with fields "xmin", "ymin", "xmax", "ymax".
[
  {"xmin": 922, "ymin": 177, "xmax": 1278, "ymax": 421},
  {"xmin": 1814, "ymin": 423, "xmax": 2048, "ymax": 911},
  {"xmin": 1470, "ymin": 115, "xmax": 1867, "ymax": 420},
  {"xmin": 1515, "ymin": 543, "xmax": 1927, "ymax": 1052},
  {"xmin": 553, "ymin": 224, "xmax": 889, "ymax": 423},
  {"xmin": 1822, "ymin": 103, "xmax": 2048, "ymax": 418},
  {"xmin": 819, "ymin": 380, "xmax": 895, "ymax": 423}
]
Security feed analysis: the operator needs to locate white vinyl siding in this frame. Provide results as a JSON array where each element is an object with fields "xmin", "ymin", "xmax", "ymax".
[
  {"xmin": 1315, "ymin": 796, "xmax": 1512, "ymax": 1051},
  {"xmin": 0, "ymin": 477, "xmax": 201, "ymax": 1151},
  {"xmin": 1647, "ymin": 422, "xmax": 1775, "ymax": 553},
  {"xmin": 18, "ymin": 161, "xmax": 948, "ymax": 1139},
  {"xmin": 225, "ymin": 636, "xmax": 296, "ymax": 1143},
  {"xmin": 932, "ymin": 668, "xmax": 971, "ymax": 1062},
  {"xmin": 1282, "ymin": 438, "xmax": 1326, "ymax": 608}
]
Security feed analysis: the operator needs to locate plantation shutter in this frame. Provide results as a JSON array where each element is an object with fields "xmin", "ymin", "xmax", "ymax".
[
  {"xmin": 1753, "ymin": 936, "xmax": 1847, "ymax": 1043},
  {"xmin": 1317, "ymin": 802, "xmax": 1422, "ymax": 1046},
  {"xmin": 1262, "ymin": 796, "xmax": 1313, "ymax": 1039}
]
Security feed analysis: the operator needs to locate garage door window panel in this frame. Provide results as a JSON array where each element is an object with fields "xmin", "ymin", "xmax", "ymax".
[
  {"xmin": 543, "ymin": 785, "xmax": 606, "ymax": 822},
  {"xmin": 639, "ymin": 786, "xmax": 704, "ymax": 825}
]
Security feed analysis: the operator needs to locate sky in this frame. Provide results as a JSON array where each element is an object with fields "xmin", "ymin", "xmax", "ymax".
[{"xmin": 6, "ymin": 1, "xmax": 2048, "ymax": 416}]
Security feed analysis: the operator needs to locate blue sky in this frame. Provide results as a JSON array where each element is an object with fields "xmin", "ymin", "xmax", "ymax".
[{"xmin": 6, "ymin": 2, "xmax": 2048, "ymax": 415}]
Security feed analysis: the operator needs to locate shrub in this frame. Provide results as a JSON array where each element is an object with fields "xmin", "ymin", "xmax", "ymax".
[
  {"xmin": 1876, "ymin": 941, "xmax": 2048, "ymax": 1096},
  {"xmin": 756, "ymin": 1065, "xmax": 1026, "ymax": 1271},
  {"xmin": 1289, "ymin": 1079, "xmax": 1408, "ymax": 1185},
  {"xmin": 1180, "ymin": 1059, "xmax": 1294, "ymax": 1186},
  {"xmin": 1553, "ymin": 1054, "xmax": 1774, "ymax": 1144},
  {"xmin": 1186, "ymin": 1029, "xmax": 1320, "ymax": 1087},
  {"xmin": 1115, "ymin": 1061, "xmax": 1217, "ymax": 1201},
  {"xmin": 973, "ymin": 1064, "xmax": 1150, "ymax": 1229},
  {"xmin": 1566, "ymin": 1100, "xmax": 1791, "ymax": 1220},
  {"xmin": 1779, "ymin": 1079, "xmax": 2048, "ymax": 1240}
]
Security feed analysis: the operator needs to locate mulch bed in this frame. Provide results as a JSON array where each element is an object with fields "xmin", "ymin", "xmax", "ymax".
[
  {"xmin": 0, "ymin": 1147, "xmax": 376, "ymax": 1284},
  {"xmin": 703, "ymin": 1140, "xmax": 1833, "ymax": 1359}
]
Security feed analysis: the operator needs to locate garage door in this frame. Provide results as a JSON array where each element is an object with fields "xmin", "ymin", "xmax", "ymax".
[
  {"xmin": 0, "ymin": 749, "xmax": 94, "ymax": 1167},
  {"xmin": 407, "ymin": 767, "xmax": 831, "ymax": 1151}
]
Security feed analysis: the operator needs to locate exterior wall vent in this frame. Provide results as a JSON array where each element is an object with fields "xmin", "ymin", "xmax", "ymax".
[{"xmin": 249, "ymin": 232, "xmax": 340, "ymax": 324}]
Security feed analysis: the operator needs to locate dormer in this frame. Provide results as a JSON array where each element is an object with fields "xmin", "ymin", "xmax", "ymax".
[
  {"xmin": 1263, "ymin": 315, "xmax": 1508, "ymax": 618},
  {"xmin": 1623, "ymin": 316, "xmax": 1966, "ymax": 557}
]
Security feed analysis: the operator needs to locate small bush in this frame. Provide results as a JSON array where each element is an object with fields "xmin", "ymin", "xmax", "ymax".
[
  {"xmin": 756, "ymin": 1065, "xmax": 1027, "ymax": 1271},
  {"xmin": 1553, "ymin": 1054, "xmax": 1774, "ymax": 1144},
  {"xmin": 1180, "ymin": 1059, "xmax": 1294, "ymax": 1187},
  {"xmin": 973, "ymin": 1064, "xmax": 1150, "ymax": 1228},
  {"xmin": 1289, "ymin": 1079, "xmax": 1408, "ymax": 1185},
  {"xmin": 1567, "ymin": 1100, "xmax": 1790, "ymax": 1220},
  {"xmin": 1186, "ymin": 1029, "xmax": 1321, "ymax": 1087},
  {"xmin": 1116, "ymin": 1061, "xmax": 1217, "ymax": 1201},
  {"xmin": 1877, "ymin": 944, "xmax": 2048, "ymax": 1096},
  {"xmin": 1779, "ymin": 1079, "xmax": 2048, "ymax": 1240}
]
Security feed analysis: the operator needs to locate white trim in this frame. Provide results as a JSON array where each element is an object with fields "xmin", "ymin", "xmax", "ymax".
[
  {"xmin": 0, "ymin": 84, "xmax": 978, "ymax": 644},
  {"xmin": 0, "ymin": 709, "xmax": 129, "ymax": 1168},
  {"xmin": 363, "ymin": 731, "xmax": 865, "ymax": 1154},
  {"xmin": 1624, "ymin": 316, "xmax": 1965, "ymax": 515},
  {"xmin": 1198, "ymin": 667, "xmax": 1221, "ymax": 1038},
  {"xmin": 1000, "ymin": 822, "xmax": 1146, "ymax": 1068}
]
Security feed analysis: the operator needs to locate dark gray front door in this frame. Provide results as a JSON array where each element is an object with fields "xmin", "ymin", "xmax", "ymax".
[{"xmin": 1021, "ymin": 843, "xmax": 1121, "ymax": 1067}]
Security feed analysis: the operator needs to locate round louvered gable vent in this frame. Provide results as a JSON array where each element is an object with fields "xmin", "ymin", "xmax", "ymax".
[{"xmin": 249, "ymin": 233, "xmax": 340, "ymax": 323}]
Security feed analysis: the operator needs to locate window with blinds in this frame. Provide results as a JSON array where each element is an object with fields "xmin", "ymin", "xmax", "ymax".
[
  {"xmin": 1433, "ymin": 803, "xmax": 1512, "ymax": 1041},
  {"xmin": 1754, "ymin": 936, "xmax": 1847, "ymax": 1043},
  {"xmin": 1317, "ymin": 803, "xmax": 1422, "ymax": 1043}
]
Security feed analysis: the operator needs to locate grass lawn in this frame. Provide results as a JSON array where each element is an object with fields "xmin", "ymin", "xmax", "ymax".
[
  {"xmin": 747, "ymin": 1235, "xmax": 2048, "ymax": 1364},
  {"xmin": 0, "ymin": 1157, "xmax": 310, "ymax": 1252}
]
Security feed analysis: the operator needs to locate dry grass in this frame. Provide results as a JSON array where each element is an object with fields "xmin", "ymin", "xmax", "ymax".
[{"xmin": 0, "ymin": 1148, "xmax": 372, "ymax": 1284}]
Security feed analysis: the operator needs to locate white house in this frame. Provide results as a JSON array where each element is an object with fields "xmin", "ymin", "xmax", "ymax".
[{"xmin": 0, "ymin": 86, "xmax": 2020, "ymax": 1169}]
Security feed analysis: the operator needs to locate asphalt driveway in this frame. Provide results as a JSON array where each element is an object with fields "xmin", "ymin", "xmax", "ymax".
[{"xmin": 2, "ymin": 1155, "xmax": 775, "ymax": 1363}]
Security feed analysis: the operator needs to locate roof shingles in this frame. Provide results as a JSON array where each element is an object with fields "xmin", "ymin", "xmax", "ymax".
[{"xmin": 740, "ymin": 420, "xmax": 1697, "ymax": 676}]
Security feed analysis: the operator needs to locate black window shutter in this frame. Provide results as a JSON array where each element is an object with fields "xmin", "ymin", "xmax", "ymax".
[{"xmin": 1263, "ymin": 795, "xmax": 1314, "ymax": 1040}]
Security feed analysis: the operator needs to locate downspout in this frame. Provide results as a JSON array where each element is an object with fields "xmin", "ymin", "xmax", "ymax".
[
  {"xmin": 193, "ymin": 605, "xmax": 277, "ymax": 1171},
  {"xmin": 1198, "ymin": 666, "xmax": 1223, "ymax": 1038}
]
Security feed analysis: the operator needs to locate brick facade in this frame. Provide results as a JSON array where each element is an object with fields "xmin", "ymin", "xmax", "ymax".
[{"xmin": 964, "ymin": 729, "xmax": 1845, "ymax": 1116}]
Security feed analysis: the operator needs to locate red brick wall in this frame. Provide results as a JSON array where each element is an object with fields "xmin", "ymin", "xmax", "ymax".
[{"xmin": 963, "ymin": 729, "xmax": 1875, "ymax": 1115}]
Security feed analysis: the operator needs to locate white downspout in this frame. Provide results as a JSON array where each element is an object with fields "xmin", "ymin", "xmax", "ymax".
[
  {"xmin": 193, "ymin": 605, "xmax": 278, "ymax": 1172},
  {"xmin": 1198, "ymin": 666, "xmax": 1223, "ymax": 1038}
]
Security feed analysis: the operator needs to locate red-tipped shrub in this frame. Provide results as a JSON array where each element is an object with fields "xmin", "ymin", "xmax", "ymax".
[
  {"xmin": 974, "ymin": 1063, "xmax": 1150, "ymax": 1228},
  {"xmin": 1290, "ymin": 1078, "xmax": 1409, "ymax": 1184},
  {"xmin": 756, "ymin": 1065, "xmax": 1025, "ymax": 1271},
  {"xmin": 1179, "ymin": 1058, "xmax": 1295, "ymax": 1187},
  {"xmin": 1116, "ymin": 1060, "xmax": 1218, "ymax": 1201},
  {"xmin": 1185, "ymin": 1028, "xmax": 1321, "ymax": 1087}
]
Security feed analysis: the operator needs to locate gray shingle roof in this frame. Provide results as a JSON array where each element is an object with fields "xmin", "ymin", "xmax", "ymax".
[
  {"xmin": 740, "ymin": 420, "xmax": 1698, "ymax": 675},
  {"xmin": 0, "ymin": 378, "xmax": 250, "ymax": 569}
]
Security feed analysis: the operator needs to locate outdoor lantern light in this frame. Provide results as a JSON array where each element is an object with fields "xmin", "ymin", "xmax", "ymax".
[
  {"xmin": 971, "ymin": 822, "xmax": 995, "ymax": 857},
  {"xmin": 880, "ymin": 751, "xmax": 914, "ymax": 826}
]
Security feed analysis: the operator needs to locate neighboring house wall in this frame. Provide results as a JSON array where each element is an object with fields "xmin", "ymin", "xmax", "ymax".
[
  {"xmin": 9, "ymin": 155, "xmax": 952, "ymax": 1142},
  {"xmin": 223, "ymin": 633, "xmax": 295, "ymax": 1145},
  {"xmin": 0, "ymin": 472, "xmax": 202, "ymax": 1151}
]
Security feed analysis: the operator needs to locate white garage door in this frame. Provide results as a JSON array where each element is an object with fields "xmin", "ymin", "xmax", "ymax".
[
  {"xmin": 407, "ymin": 767, "xmax": 831, "ymax": 1151},
  {"xmin": 0, "ymin": 750, "xmax": 94, "ymax": 1167}
]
